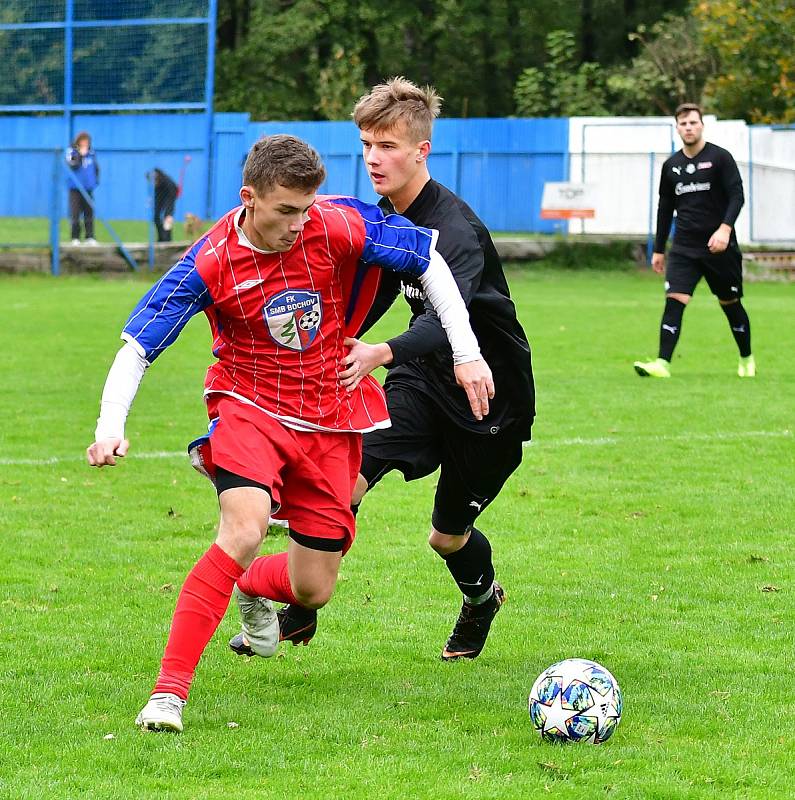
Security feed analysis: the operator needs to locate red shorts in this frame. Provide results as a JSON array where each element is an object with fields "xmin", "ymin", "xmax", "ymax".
[{"xmin": 197, "ymin": 396, "xmax": 362, "ymax": 551}]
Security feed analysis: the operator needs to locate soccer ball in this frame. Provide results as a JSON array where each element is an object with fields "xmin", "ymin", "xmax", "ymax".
[{"xmin": 528, "ymin": 658, "xmax": 622, "ymax": 744}]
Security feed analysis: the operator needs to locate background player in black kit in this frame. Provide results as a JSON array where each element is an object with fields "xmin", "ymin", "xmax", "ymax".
[
  {"xmin": 634, "ymin": 103, "xmax": 755, "ymax": 379},
  {"xmin": 277, "ymin": 77, "xmax": 534, "ymax": 660}
]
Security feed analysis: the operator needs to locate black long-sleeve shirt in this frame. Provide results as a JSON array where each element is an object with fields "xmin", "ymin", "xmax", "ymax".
[
  {"xmin": 654, "ymin": 141, "xmax": 744, "ymax": 254},
  {"xmin": 356, "ymin": 179, "xmax": 535, "ymax": 438}
]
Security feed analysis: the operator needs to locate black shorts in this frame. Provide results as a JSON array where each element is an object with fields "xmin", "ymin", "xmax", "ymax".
[
  {"xmin": 360, "ymin": 383, "xmax": 525, "ymax": 535},
  {"xmin": 665, "ymin": 245, "xmax": 743, "ymax": 300}
]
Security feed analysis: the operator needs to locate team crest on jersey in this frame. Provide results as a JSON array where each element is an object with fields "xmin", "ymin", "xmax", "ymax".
[{"xmin": 263, "ymin": 289, "xmax": 322, "ymax": 351}]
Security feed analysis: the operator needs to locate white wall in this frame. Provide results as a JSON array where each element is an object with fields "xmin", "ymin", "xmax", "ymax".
[
  {"xmin": 748, "ymin": 126, "xmax": 795, "ymax": 242},
  {"xmin": 567, "ymin": 116, "xmax": 794, "ymax": 244}
]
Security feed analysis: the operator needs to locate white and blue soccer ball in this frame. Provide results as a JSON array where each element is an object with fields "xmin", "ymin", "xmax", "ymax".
[{"xmin": 529, "ymin": 658, "xmax": 622, "ymax": 744}]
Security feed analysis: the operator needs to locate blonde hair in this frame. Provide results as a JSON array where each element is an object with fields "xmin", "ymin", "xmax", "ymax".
[{"xmin": 352, "ymin": 77, "xmax": 442, "ymax": 142}]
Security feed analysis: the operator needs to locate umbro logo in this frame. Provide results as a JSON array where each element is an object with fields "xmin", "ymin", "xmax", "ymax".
[{"xmin": 233, "ymin": 278, "xmax": 265, "ymax": 292}]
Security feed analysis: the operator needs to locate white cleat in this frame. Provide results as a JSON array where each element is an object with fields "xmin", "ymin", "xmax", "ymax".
[
  {"xmin": 70, "ymin": 239, "xmax": 80, "ymax": 246},
  {"xmin": 135, "ymin": 692, "xmax": 186, "ymax": 732},
  {"xmin": 229, "ymin": 586, "xmax": 279, "ymax": 658},
  {"xmin": 85, "ymin": 237, "xmax": 99, "ymax": 246}
]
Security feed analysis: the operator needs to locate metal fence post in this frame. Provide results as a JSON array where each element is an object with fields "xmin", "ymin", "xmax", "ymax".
[
  {"xmin": 148, "ymin": 153, "xmax": 155, "ymax": 270},
  {"xmin": 647, "ymin": 151, "xmax": 655, "ymax": 264},
  {"xmin": 50, "ymin": 150, "xmax": 61, "ymax": 276}
]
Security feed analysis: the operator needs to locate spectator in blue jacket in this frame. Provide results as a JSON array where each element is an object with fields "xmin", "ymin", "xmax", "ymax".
[{"xmin": 66, "ymin": 131, "xmax": 99, "ymax": 245}]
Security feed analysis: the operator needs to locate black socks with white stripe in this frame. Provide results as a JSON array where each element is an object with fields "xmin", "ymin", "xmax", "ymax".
[{"xmin": 440, "ymin": 527, "xmax": 495, "ymax": 605}]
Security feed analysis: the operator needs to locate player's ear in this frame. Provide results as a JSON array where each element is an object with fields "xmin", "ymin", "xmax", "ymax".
[
  {"xmin": 417, "ymin": 140, "xmax": 431, "ymax": 162},
  {"xmin": 240, "ymin": 185, "xmax": 255, "ymax": 208}
]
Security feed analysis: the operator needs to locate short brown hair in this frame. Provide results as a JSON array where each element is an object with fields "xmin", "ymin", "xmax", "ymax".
[
  {"xmin": 675, "ymin": 103, "xmax": 703, "ymax": 122},
  {"xmin": 243, "ymin": 135, "xmax": 326, "ymax": 195},
  {"xmin": 73, "ymin": 131, "xmax": 91, "ymax": 147},
  {"xmin": 352, "ymin": 77, "xmax": 442, "ymax": 142}
]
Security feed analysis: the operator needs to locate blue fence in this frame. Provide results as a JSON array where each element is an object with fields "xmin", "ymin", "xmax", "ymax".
[
  {"xmin": 0, "ymin": 113, "xmax": 569, "ymax": 272},
  {"xmin": 226, "ymin": 117, "xmax": 569, "ymax": 233},
  {"xmin": 1, "ymin": 114, "xmax": 568, "ymax": 228}
]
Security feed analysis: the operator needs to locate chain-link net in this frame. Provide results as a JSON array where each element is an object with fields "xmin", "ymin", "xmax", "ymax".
[{"xmin": 0, "ymin": 0, "xmax": 210, "ymax": 108}]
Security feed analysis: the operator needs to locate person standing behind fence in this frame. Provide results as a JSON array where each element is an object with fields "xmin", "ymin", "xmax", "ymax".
[
  {"xmin": 151, "ymin": 168, "xmax": 179, "ymax": 242},
  {"xmin": 65, "ymin": 131, "xmax": 99, "ymax": 246},
  {"xmin": 634, "ymin": 103, "xmax": 754, "ymax": 379}
]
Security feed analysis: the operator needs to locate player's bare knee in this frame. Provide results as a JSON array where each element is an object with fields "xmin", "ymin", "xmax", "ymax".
[
  {"xmin": 429, "ymin": 528, "xmax": 468, "ymax": 556},
  {"xmin": 216, "ymin": 517, "xmax": 265, "ymax": 562},
  {"xmin": 291, "ymin": 583, "xmax": 334, "ymax": 609},
  {"xmin": 666, "ymin": 292, "xmax": 691, "ymax": 305},
  {"xmin": 718, "ymin": 297, "xmax": 738, "ymax": 306}
]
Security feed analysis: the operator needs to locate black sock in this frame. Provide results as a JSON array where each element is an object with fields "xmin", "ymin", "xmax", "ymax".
[
  {"xmin": 658, "ymin": 297, "xmax": 686, "ymax": 361},
  {"xmin": 440, "ymin": 527, "xmax": 495, "ymax": 602},
  {"xmin": 720, "ymin": 301, "xmax": 752, "ymax": 357}
]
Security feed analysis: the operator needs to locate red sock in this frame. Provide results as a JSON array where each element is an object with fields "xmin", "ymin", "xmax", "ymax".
[
  {"xmin": 153, "ymin": 543, "xmax": 243, "ymax": 700},
  {"xmin": 237, "ymin": 552, "xmax": 298, "ymax": 605}
]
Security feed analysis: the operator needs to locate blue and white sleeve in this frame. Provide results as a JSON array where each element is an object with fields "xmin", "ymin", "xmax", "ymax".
[
  {"xmin": 330, "ymin": 198, "xmax": 481, "ymax": 364},
  {"xmin": 329, "ymin": 197, "xmax": 437, "ymax": 275},
  {"xmin": 122, "ymin": 238, "xmax": 213, "ymax": 362}
]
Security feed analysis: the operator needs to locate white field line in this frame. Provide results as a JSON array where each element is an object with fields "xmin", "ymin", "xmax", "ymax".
[
  {"xmin": 524, "ymin": 429, "xmax": 793, "ymax": 448},
  {"xmin": 0, "ymin": 430, "xmax": 791, "ymax": 467}
]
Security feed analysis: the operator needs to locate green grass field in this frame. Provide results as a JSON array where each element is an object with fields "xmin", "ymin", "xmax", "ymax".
[
  {"xmin": 0, "ymin": 217, "xmax": 197, "ymax": 246},
  {"xmin": 1, "ymin": 269, "xmax": 793, "ymax": 799}
]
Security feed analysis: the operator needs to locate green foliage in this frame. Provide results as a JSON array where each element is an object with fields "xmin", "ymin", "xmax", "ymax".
[
  {"xmin": 514, "ymin": 30, "xmax": 608, "ymax": 117},
  {"xmin": 607, "ymin": 14, "xmax": 718, "ymax": 116},
  {"xmin": 694, "ymin": 0, "xmax": 795, "ymax": 124},
  {"xmin": 214, "ymin": 0, "xmax": 327, "ymax": 119},
  {"xmin": 1, "ymin": 271, "xmax": 794, "ymax": 797},
  {"xmin": 315, "ymin": 45, "xmax": 366, "ymax": 121}
]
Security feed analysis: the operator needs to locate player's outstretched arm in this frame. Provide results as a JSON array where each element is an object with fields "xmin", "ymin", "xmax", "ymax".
[{"xmin": 86, "ymin": 342, "xmax": 148, "ymax": 468}]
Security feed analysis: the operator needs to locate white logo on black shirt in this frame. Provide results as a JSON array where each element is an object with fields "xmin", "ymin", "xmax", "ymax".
[
  {"xmin": 675, "ymin": 181, "xmax": 711, "ymax": 196},
  {"xmin": 401, "ymin": 281, "xmax": 426, "ymax": 301},
  {"xmin": 672, "ymin": 166, "xmax": 682, "ymax": 175},
  {"xmin": 686, "ymin": 163, "xmax": 696, "ymax": 174}
]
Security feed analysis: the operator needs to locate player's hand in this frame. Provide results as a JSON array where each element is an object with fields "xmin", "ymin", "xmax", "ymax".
[
  {"xmin": 454, "ymin": 359, "xmax": 495, "ymax": 421},
  {"xmin": 86, "ymin": 438, "xmax": 129, "ymax": 467},
  {"xmin": 651, "ymin": 252, "xmax": 665, "ymax": 274},
  {"xmin": 707, "ymin": 227, "xmax": 730, "ymax": 253},
  {"xmin": 340, "ymin": 337, "xmax": 393, "ymax": 392}
]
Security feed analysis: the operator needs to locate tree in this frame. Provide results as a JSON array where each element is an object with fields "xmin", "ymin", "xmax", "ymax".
[
  {"xmin": 213, "ymin": 0, "xmax": 696, "ymax": 119},
  {"xmin": 514, "ymin": 30, "xmax": 608, "ymax": 117},
  {"xmin": 694, "ymin": 0, "xmax": 795, "ymax": 123},
  {"xmin": 606, "ymin": 14, "xmax": 718, "ymax": 116}
]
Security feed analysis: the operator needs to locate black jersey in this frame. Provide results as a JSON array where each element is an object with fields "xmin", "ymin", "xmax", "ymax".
[
  {"xmin": 357, "ymin": 179, "xmax": 535, "ymax": 438},
  {"xmin": 655, "ymin": 141, "xmax": 744, "ymax": 255}
]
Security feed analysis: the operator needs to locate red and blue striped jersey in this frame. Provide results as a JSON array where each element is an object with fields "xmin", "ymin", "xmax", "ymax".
[{"xmin": 121, "ymin": 197, "xmax": 438, "ymax": 432}]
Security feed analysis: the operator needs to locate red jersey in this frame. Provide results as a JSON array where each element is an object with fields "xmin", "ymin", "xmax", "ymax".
[{"xmin": 122, "ymin": 197, "xmax": 439, "ymax": 433}]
